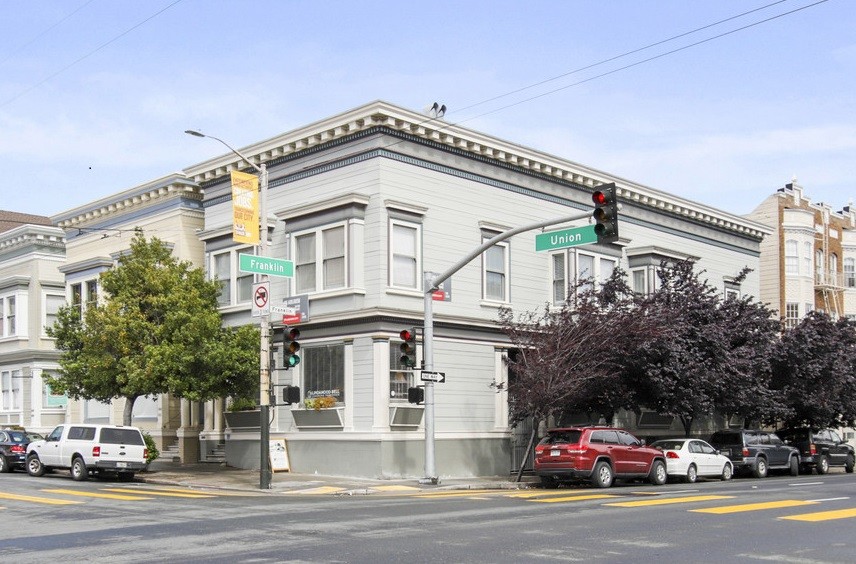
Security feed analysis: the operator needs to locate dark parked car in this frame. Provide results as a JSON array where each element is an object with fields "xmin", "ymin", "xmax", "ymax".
[
  {"xmin": 534, "ymin": 426, "xmax": 668, "ymax": 488},
  {"xmin": 0, "ymin": 429, "xmax": 31, "ymax": 473},
  {"xmin": 777, "ymin": 427, "xmax": 855, "ymax": 475},
  {"xmin": 709, "ymin": 429, "xmax": 799, "ymax": 478}
]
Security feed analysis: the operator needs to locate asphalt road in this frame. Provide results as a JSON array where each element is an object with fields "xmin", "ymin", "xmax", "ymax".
[{"xmin": 1, "ymin": 469, "xmax": 855, "ymax": 563}]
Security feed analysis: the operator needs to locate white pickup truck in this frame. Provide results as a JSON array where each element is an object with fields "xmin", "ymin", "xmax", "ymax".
[{"xmin": 26, "ymin": 424, "xmax": 148, "ymax": 481}]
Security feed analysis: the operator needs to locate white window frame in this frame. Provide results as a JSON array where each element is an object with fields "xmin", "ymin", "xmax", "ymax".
[
  {"xmin": 389, "ymin": 219, "xmax": 422, "ymax": 290},
  {"xmin": 1, "ymin": 369, "xmax": 22, "ymax": 411},
  {"xmin": 482, "ymin": 238, "xmax": 510, "ymax": 303},
  {"xmin": 803, "ymin": 242, "xmax": 813, "ymax": 277},
  {"xmin": 390, "ymin": 339, "xmax": 417, "ymax": 402},
  {"xmin": 785, "ymin": 239, "xmax": 798, "ymax": 275},
  {"xmin": 550, "ymin": 251, "xmax": 567, "ymax": 305},
  {"xmin": 0, "ymin": 294, "xmax": 16, "ymax": 338},
  {"xmin": 210, "ymin": 247, "xmax": 254, "ymax": 308},
  {"xmin": 292, "ymin": 222, "xmax": 349, "ymax": 295},
  {"xmin": 574, "ymin": 250, "xmax": 618, "ymax": 294},
  {"xmin": 785, "ymin": 302, "xmax": 800, "ymax": 329},
  {"xmin": 845, "ymin": 257, "xmax": 855, "ymax": 288},
  {"xmin": 43, "ymin": 292, "xmax": 66, "ymax": 335}
]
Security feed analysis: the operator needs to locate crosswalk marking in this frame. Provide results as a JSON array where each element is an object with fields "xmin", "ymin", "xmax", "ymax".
[
  {"xmin": 42, "ymin": 488, "xmax": 152, "ymax": 501},
  {"xmin": 145, "ymin": 487, "xmax": 260, "ymax": 497},
  {"xmin": 691, "ymin": 500, "xmax": 818, "ymax": 514},
  {"xmin": 102, "ymin": 488, "xmax": 216, "ymax": 498},
  {"xmin": 780, "ymin": 508, "xmax": 856, "ymax": 522},
  {"xmin": 605, "ymin": 495, "xmax": 733, "ymax": 508},
  {"xmin": 0, "ymin": 491, "xmax": 82, "ymax": 505},
  {"xmin": 374, "ymin": 485, "xmax": 420, "ymax": 492}
]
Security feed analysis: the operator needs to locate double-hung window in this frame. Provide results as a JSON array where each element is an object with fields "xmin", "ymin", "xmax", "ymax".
[
  {"xmin": 211, "ymin": 247, "xmax": 254, "ymax": 307},
  {"xmin": 390, "ymin": 220, "xmax": 421, "ymax": 289},
  {"xmin": 845, "ymin": 258, "xmax": 855, "ymax": 288},
  {"xmin": 551, "ymin": 250, "xmax": 619, "ymax": 303},
  {"xmin": 44, "ymin": 293, "xmax": 66, "ymax": 333},
  {"xmin": 294, "ymin": 224, "xmax": 347, "ymax": 294},
  {"xmin": 785, "ymin": 240, "xmax": 798, "ymax": 275},
  {"xmin": 483, "ymin": 238, "xmax": 509, "ymax": 302},
  {"xmin": 1, "ymin": 369, "xmax": 21, "ymax": 411},
  {"xmin": 0, "ymin": 295, "xmax": 15, "ymax": 337}
]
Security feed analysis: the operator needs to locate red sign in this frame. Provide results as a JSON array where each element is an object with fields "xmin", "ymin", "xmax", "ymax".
[
  {"xmin": 282, "ymin": 313, "xmax": 303, "ymax": 325},
  {"xmin": 431, "ymin": 290, "xmax": 446, "ymax": 301}
]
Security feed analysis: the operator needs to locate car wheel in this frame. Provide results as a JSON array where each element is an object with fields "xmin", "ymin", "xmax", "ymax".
[
  {"xmin": 845, "ymin": 454, "xmax": 855, "ymax": 474},
  {"xmin": 27, "ymin": 454, "xmax": 46, "ymax": 477},
  {"xmin": 71, "ymin": 457, "xmax": 88, "ymax": 481},
  {"xmin": 721, "ymin": 463, "xmax": 733, "ymax": 481},
  {"xmin": 649, "ymin": 460, "xmax": 667, "ymax": 486},
  {"xmin": 685, "ymin": 464, "xmax": 698, "ymax": 484},
  {"xmin": 0, "ymin": 455, "xmax": 9, "ymax": 473},
  {"xmin": 591, "ymin": 461, "xmax": 613, "ymax": 488},
  {"xmin": 817, "ymin": 455, "xmax": 829, "ymax": 475},
  {"xmin": 540, "ymin": 475, "xmax": 559, "ymax": 489},
  {"xmin": 753, "ymin": 457, "xmax": 768, "ymax": 478},
  {"xmin": 789, "ymin": 456, "xmax": 799, "ymax": 476}
]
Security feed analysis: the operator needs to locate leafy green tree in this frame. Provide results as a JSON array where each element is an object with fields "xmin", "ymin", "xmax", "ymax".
[
  {"xmin": 771, "ymin": 312, "xmax": 856, "ymax": 428},
  {"xmin": 47, "ymin": 234, "xmax": 259, "ymax": 425}
]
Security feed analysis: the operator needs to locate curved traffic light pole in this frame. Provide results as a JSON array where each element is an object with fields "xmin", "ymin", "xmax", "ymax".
[{"xmin": 420, "ymin": 209, "xmax": 596, "ymax": 484}]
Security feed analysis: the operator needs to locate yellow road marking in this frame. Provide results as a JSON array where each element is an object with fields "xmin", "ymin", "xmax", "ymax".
[
  {"xmin": 606, "ymin": 495, "xmax": 733, "ymax": 507},
  {"xmin": 373, "ymin": 485, "xmax": 420, "ymax": 492},
  {"xmin": 532, "ymin": 494, "xmax": 619, "ymax": 503},
  {"xmin": 692, "ymin": 500, "xmax": 818, "ymax": 514},
  {"xmin": 42, "ymin": 488, "xmax": 151, "ymax": 501},
  {"xmin": 781, "ymin": 508, "xmax": 856, "ymax": 522},
  {"xmin": 102, "ymin": 488, "xmax": 215, "ymax": 498},
  {"xmin": 506, "ymin": 490, "xmax": 612, "ymax": 499},
  {"xmin": 291, "ymin": 486, "xmax": 346, "ymax": 495},
  {"xmin": 0, "ymin": 491, "xmax": 82, "ymax": 505},
  {"xmin": 146, "ymin": 487, "xmax": 258, "ymax": 497},
  {"xmin": 411, "ymin": 489, "xmax": 500, "ymax": 499}
]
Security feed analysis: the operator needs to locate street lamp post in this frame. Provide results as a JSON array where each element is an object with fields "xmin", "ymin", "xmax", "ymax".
[{"xmin": 185, "ymin": 129, "xmax": 272, "ymax": 490}]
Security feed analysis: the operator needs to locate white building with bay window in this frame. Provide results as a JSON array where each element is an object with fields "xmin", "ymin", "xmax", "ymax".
[{"xmin": 185, "ymin": 101, "xmax": 770, "ymax": 478}]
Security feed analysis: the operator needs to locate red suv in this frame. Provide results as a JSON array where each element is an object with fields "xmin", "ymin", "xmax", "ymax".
[{"xmin": 534, "ymin": 426, "xmax": 668, "ymax": 488}]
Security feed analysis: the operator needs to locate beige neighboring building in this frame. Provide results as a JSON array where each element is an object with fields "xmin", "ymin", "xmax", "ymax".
[
  {"xmin": 50, "ymin": 175, "xmax": 207, "ymax": 462},
  {"xmin": 748, "ymin": 180, "xmax": 856, "ymax": 326},
  {"xmin": 0, "ymin": 211, "xmax": 67, "ymax": 433}
]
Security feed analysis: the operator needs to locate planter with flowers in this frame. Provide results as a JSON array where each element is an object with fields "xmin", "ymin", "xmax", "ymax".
[{"xmin": 291, "ymin": 395, "xmax": 344, "ymax": 429}]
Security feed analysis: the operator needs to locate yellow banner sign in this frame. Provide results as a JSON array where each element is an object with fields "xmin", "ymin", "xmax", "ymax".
[{"xmin": 231, "ymin": 171, "xmax": 259, "ymax": 245}]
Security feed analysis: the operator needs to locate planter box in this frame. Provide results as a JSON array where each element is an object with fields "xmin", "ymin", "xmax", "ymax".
[
  {"xmin": 224, "ymin": 410, "xmax": 262, "ymax": 430},
  {"xmin": 291, "ymin": 407, "xmax": 344, "ymax": 429}
]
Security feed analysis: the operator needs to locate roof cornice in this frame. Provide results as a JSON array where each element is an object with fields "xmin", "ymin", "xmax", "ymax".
[
  {"xmin": 182, "ymin": 100, "xmax": 771, "ymax": 239},
  {"xmin": 51, "ymin": 174, "xmax": 202, "ymax": 229}
]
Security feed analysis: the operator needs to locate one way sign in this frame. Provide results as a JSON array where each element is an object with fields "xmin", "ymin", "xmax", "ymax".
[{"xmin": 420, "ymin": 371, "xmax": 446, "ymax": 383}]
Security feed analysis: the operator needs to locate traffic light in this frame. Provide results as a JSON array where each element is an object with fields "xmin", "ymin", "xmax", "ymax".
[
  {"xmin": 408, "ymin": 386, "xmax": 424, "ymax": 404},
  {"xmin": 399, "ymin": 327, "xmax": 417, "ymax": 368},
  {"xmin": 592, "ymin": 182, "xmax": 619, "ymax": 243},
  {"xmin": 284, "ymin": 327, "xmax": 301, "ymax": 369},
  {"xmin": 282, "ymin": 385, "xmax": 301, "ymax": 405}
]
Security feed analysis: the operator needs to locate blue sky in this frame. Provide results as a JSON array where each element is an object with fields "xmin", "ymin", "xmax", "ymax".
[{"xmin": 1, "ymin": 0, "xmax": 853, "ymax": 218}]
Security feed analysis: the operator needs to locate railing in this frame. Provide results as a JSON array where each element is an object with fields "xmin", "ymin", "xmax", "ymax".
[{"xmin": 815, "ymin": 271, "xmax": 856, "ymax": 289}]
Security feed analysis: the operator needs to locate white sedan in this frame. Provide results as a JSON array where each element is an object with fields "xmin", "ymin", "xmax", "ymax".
[{"xmin": 650, "ymin": 438, "xmax": 734, "ymax": 483}]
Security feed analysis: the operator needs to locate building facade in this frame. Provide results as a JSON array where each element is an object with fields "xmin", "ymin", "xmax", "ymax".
[
  {"xmin": 748, "ymin": 180, "xmax": 856, "ymax": 326},
  {"xmin": 50, "ymin": 175, "xmax": 207, "ymax": 461},
  {"xmin": 0, "ymin": 211, "xmax": 67, "ymax": 432},
  {"xmin": 184, "ymin": 101, "xmax": 771, "ymax": 478}
]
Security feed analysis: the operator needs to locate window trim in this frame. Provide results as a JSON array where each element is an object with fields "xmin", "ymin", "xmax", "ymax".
[
  {"xmin": 292, "ymin": 221, "xmax": 350, "ymax": 296},
  {"xmin": 388, "ymin": 218, "xmax": 423, "ymax": 291},
  {"xmin": 209, "ymin": 246, "xmax": 255, "ymax": 308},
  {"xmin": 481, "ymin": 238, "xmax": 510, "ymax": 304}
]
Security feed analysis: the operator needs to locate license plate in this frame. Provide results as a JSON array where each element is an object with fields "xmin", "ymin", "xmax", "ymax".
[
  {"xmin": 116, "ymin": 462, "xmax": 127, "ymax": 468},
  {"xmin": 551, "ymin": 449, "xmax": 560, "ymax": 457}
]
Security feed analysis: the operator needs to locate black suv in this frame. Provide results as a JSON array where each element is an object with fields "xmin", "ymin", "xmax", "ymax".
[
  {"xmin": 776, "ymin": 427, "xmax": 855, "ymax": 475},
  {"xmin": 709, "ymin": 429, "xmax": 799, "ymax": 478}
]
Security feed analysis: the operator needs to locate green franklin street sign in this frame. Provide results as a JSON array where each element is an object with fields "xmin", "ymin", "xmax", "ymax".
[
  {"xmin": 239, "ymin": 253, "xmax": 294, "ymax": 277},
  {"xmin": 535, "ymin": 225, "xmax": 598, "ymax": 251}
]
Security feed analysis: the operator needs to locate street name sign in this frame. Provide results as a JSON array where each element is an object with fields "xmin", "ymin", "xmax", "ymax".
[
  {"xmin": 239, "ymin": 253, "xmax": 294, "ymax": 277},
  {"xmin": 420, "ymin": 371, "xmax": 446, "ymax": 383},
  {"xmin": 535, "ymin": 225, "xmax": 597, "ymax": 251}
]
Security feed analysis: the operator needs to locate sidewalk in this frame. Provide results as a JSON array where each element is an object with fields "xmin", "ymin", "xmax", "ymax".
[{"xmin": 140, "ymin": 460, "xmax": 538, "ymax": 495}]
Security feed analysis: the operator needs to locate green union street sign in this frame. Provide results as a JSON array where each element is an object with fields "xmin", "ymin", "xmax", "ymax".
[
  {"xmin": 239, "ymin": 253, "xmax": 294, "ymax": 277},
  {"xmin": 535, "ymin": 225, "xmax": 597, "ymax": 251}
]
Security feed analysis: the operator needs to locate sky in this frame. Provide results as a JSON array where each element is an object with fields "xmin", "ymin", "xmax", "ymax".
[{"xmin": 1, "ymin": 0, "xmax": 854, "ymax": 219}]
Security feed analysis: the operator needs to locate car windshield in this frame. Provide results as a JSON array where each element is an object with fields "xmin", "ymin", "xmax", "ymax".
[
  {"xmin": 651, "ymin": 440, "xmax": 685, "ymax": 451},
  {"xmin": 540, "ymin": 430, "xmax": 583, "ymax": 445}
]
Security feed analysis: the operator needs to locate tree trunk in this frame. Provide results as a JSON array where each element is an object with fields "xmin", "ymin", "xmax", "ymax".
[
  {"xmin": 516, "ymin": 425, "xmax": 538, "ymax": 483},
  {"xmin": 122, "ymin": 396, "xmax": 137, "ymax": 426},
  {"xmin": 680, "ymin": 415, "xmax": 693, "ymax": 437}
]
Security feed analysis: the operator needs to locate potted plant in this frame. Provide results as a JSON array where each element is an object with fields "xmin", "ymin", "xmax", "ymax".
[{"xmin": 292, "ymin": 395, "xmax": 344, "ymax": 428}]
